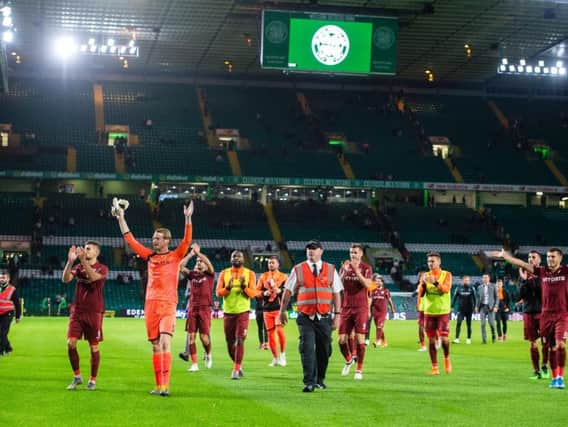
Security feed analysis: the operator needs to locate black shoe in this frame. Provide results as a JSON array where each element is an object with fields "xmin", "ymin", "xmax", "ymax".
[
  {"xmin": 302, "ymin": 385, "xmax": 315, "ymax": 393},
  {"xmin": 178, "ymin": 352, "xmax": 189, "ymax": 362},
  {"xmin": 492, "ymin": 337, "xmax": 496, "ymax": 343},
  {"xmin": 316, "ymin": 383, "xmax": 327, "ymax": 390}
]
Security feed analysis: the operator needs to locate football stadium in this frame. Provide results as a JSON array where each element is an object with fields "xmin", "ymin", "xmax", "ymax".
[{"xmin": 1, "ymin": 1, "xmax": 568, "ymax": 426}]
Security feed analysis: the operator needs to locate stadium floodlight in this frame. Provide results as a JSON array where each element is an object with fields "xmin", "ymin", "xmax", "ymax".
[
  {"xmin": 536, "ymin": 191, "xmax": 544, "ymax": 196},
  {"xmin": 508, "ymin": 65, "xmax": 516, "ymax": 72},
  {"xmin": 88, "ymin": 38, "xmax": 95, "ymax": 45},
  {"xmin": 2, "ymin": 15, "xmax": 11, "ymax": 27},
  {"xmin": 128, "ymin": 39, "xmax": 135, "ymax": 47},
  {"xmin": 535, "ymin": 66, "xmax": 541, "ymax": 73},
  {"xmin": 551, "ymin": 67, "xmax": 558, "ymax": 75},
  {"xmin": 499, "ymin": 64, "xmax": 506, "ymax": 72},
  {"xmin": 557, "ymin": 60, "xmax": 563, "ymax": 68},
  {"xmin": 501, "ymin": 58, "xmax": 508, "ymax": 65},
  {"xmin": 107, "ymin": 38, "xmax": 115, "ymax": 46},
  {"xmin": 1, "ymin": 6, "xmax": 11, "ymax": 17},
  {"xmin": 129, "ymin": 47, "xmax": 137, "ymax": 55},
  {"xmin": 526, "ymin": 65, "xmax": 533, "ymax": 73},
  {"xmin": 543, "ymin": 67, "xmax": 550, "ymax": 74},
  {"xmin": 54, "ymin": 36, "xmax": 78, "ymax": 59},
  {"xmin": 2, "ymin": 29, "xmax": 13, "ymax": 42},
  {"xmin": 560, "ymin": 67, "xmax": 567, "ymax": 75},
  {"xmin": 79, "ymin": 44, "xmax": 88, "ymax": 52},
  {"xmin": 110, "ymin": 45, "xmax": 117, "ymax": 53},
  {"xmin": 120, "ymin": 46, "xmax": 126, "ymax": 54},
  {"xmin": 518, "ymin": 66, "xmax": 524, "ymax": 72},
  {"xmin": 520, "ymin": 59, "xmax": 526, "ymax": 66},
  {"xmin": 89, "ymin": 44, "xmax": 97, "ymax": 53},
  {"xmin": 100, "ymin": 45, "xmax": 108, "ymax": 53},
  {"xmin": 538, "ymin": 60, "xmax": 545, "ymax": 67}
]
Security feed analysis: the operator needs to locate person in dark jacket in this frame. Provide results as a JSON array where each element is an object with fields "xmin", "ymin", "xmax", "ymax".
[
  {"xmin": 452, "ymin": 275, "xmax": 476, "ymax": 344},
  {"xmin": 495, "ymin": 278, "xmax": 510, "ymax": 341},
  {"xmin": 517, "ymin": 251, "xmax": 549, "ymax": 379}
]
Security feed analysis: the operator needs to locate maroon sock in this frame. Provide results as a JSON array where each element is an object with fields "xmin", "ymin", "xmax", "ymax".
[
  {"xmin": 549, "ymin": 348, "xmax": 558, "ymax": 372},
  {"xmin": 189, "ymin": 342, "xmax": 197, "ymax": 363},
  {"xmin": 442, "ymin": 340, "xmax": 450, "ymax": 358},
  {"xmin": 542, "ymin": 342, "xmax": 549, "ymax": 366},
  {"xmin": 419, "ymin": 327, "xmax": 425, "ymax": 345},
  {"xmin": 90, "ymin": 350, "xmax": 100, "ymax": 379},
  {"xmin": 356, "ymin": 344, "xmax": 366, "ymax": 371},
  {"xmin": 558, "ymin": 347, "xmax": 566, "ymax": 370},
  {"xmin": 428, "ymin": 341, "xmax": 437, "ymax": 365},
  {"xmin": 227, "ymin": 341, "xmax": 235, "ymax": 361},
  {"xmin": 381, "ymin": 330, "xmax": 386, "ymax": 341},
  {"xmin": 339, "ymin": 342, "xmax": 352, "ymax": 362},
  {"xmin": 68, "ymin": 347, "xmax": 80, "ymax": 374},
  {"xmin": 235, "ymin": 341, "xmax": 244, "ymax": 365},
  {"xmin": 203, "ymin": 341, "xmax": 211, "ymax": 355},
  {"xmin": 530, "ymin": 347, "xmax": 540, "ymax": 371},
  {"xmin": 349, "ymin": 337, "xmax": 357, "ymax": 357}
]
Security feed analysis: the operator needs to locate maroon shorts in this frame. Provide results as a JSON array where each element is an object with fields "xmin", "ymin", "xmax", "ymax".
[
  {"xmin": 540, "ymin": 313, "xmax": 568, "ymax": 345},
  {"xmin": 417, "ymin": 311, "xmax": 425, "ymax": 327},
  {"xmin": 339, "ymin": 308, "xmax": 369, "ymax": 335},
  {"xmin": 185, "ymin": 306, "xmax": 211, "ymax": 335},
  {"xmin": 67, "ymin": 308, "xmax": 103, "ymax": 344},
  {"xmin": 425, "ymin": 314, "xmax": 450, "ymax": 338},
  {"xmin": 224, "ymin": 312, "xmax": 250, "ymax": 341},
  {"xmin": 523, "ymin": 313, "xmax": 541, "ymax": 341},
  {"xmin": 372, "ymin": 309, "xmax": 387, "ymax": 329}
]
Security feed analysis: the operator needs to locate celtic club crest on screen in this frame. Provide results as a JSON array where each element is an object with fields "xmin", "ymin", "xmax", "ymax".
[
  {"xmin": 265, "ymin": 20, "xmax": 288, "ymax": 44},
  {"xmin": 311, "ymin": 25, "xmax": 350, "ymax": 66}
]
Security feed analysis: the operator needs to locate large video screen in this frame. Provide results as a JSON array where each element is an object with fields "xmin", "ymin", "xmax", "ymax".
[{"xmin": 261, "ymin": 10, "xmax": 398, "ymax": 75}]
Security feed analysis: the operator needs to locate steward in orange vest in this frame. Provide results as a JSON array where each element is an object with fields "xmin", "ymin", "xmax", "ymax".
[{"xmin": 0, "ymin": 271, "xmax": 21, "ymax": 356}]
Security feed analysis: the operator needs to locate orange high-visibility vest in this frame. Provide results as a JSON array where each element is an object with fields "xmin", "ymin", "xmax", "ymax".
[
  {"xmin": 0, "ymin": 285, "xmax": 16, "ymax": 315},
  {"xmin": 295, "ymin": 262, "xmax": 335, "ymax": 315}
]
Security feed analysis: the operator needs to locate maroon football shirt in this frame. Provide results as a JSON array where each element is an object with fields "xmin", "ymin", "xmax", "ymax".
[
  {"xmin": 370, "ymin": 287, "xmax": 391, "ymax": 313},
  {"xmin": 340, "ymin": 262, "xmax": 372, "ymax": 309},
  {"xmin": 534, "ymin": 265, "xmax": 568, "ymax": 314},
  {"xmin": 71, "ymin": 261, "xmax": 108, "ymax": 313},
  {"xmin": 184, "ymin": 270, "xmax": 214, "ymax": 309}
]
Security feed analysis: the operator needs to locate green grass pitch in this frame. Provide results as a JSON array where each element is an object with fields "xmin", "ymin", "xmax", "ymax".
[{"xmin": 0, "ymin": 318, "xmax": 565, "ymax": 426}]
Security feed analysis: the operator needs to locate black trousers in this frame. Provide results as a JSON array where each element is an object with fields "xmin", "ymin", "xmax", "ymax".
[
  {"xmin": 455, "ymin": 310, "xmax": 473, "ymax": 339},
  {"xmin": 296, "ymin": 312, "xmax": 332, "ymax": 386},
  {"xmin": 0, "ymin": 312, "xmax": 14, "ymax": 354},
  {"xmin": 256, "ymin": 310, "xmax": 267, "ymax": 345},
  {"xmin": 495, "ymin": 311, "xmax": 508, "ymax": 337}
]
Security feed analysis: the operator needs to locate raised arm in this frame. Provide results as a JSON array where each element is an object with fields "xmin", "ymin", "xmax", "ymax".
[
  {"xmin": 173, "ymin": 201, "xmax": 194, "ymax": 257},
  {"xmin": 62, "ymin": 246, "xmax": 77, "ymax": 283},
  {"xmin": 193, "ymin": 243, "xmax": 214, "ymax": 275},
  {"xmin": 488, "ymin": 249, "xmax": 534, "ymax": 274},
  {"xmin": 113, "ymin": 201, "xmax": 153, "ymax": 259}
]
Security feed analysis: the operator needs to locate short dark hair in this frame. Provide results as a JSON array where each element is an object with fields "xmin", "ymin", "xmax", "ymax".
[
  {"xmin": 268, "ymin": 255, "xmax": 280, "ymax": 262},
  {"xmin": 427, "ymin": 251, "xmax": 441, "ymax": 259},
  {"xmin": 231, "ymin": 250, "xmax": 244, "ymax": 257},
  {"xmin": 548, "ymin": 248, "xmax": 563, "ymax": 256},
  {"xmin": 528, "ymin": 250, "xmax": 540, "ymax": 256},
  {"xmin": 350, "ymin": 243, "xmax": 364, "ymax": 251},
  {"xmin": 85, "ymin": 240, "xmax": 101, "ymax": 251}
]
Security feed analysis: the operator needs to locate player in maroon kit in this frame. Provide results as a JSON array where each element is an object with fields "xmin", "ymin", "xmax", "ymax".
[
  {"xmin": 369, "ymin": 274, "xmax": 396, "ymax": 348},
  {"xmin": 62, "ymin": 241, "xmax": 109, "ymax": 391},
  {"xmin": 178, "ymin": 243, "xmax": 215, "ymax": 372},
  {"xmin": 338, "ymin": 244, "xmax": 373, "ymax": 380},
  {"xmin": 490, "ymin": 248, "xmax": 568, "ymax": 389},
  {"xmin": 517, "ymin": 251, "xmax": 549, "ymax": 380}
]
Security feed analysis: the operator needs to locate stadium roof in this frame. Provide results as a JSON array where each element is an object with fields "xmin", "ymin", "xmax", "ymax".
[{"xmin": 5, "ymin": 0, "xmax": 568, "ymax": 84}]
